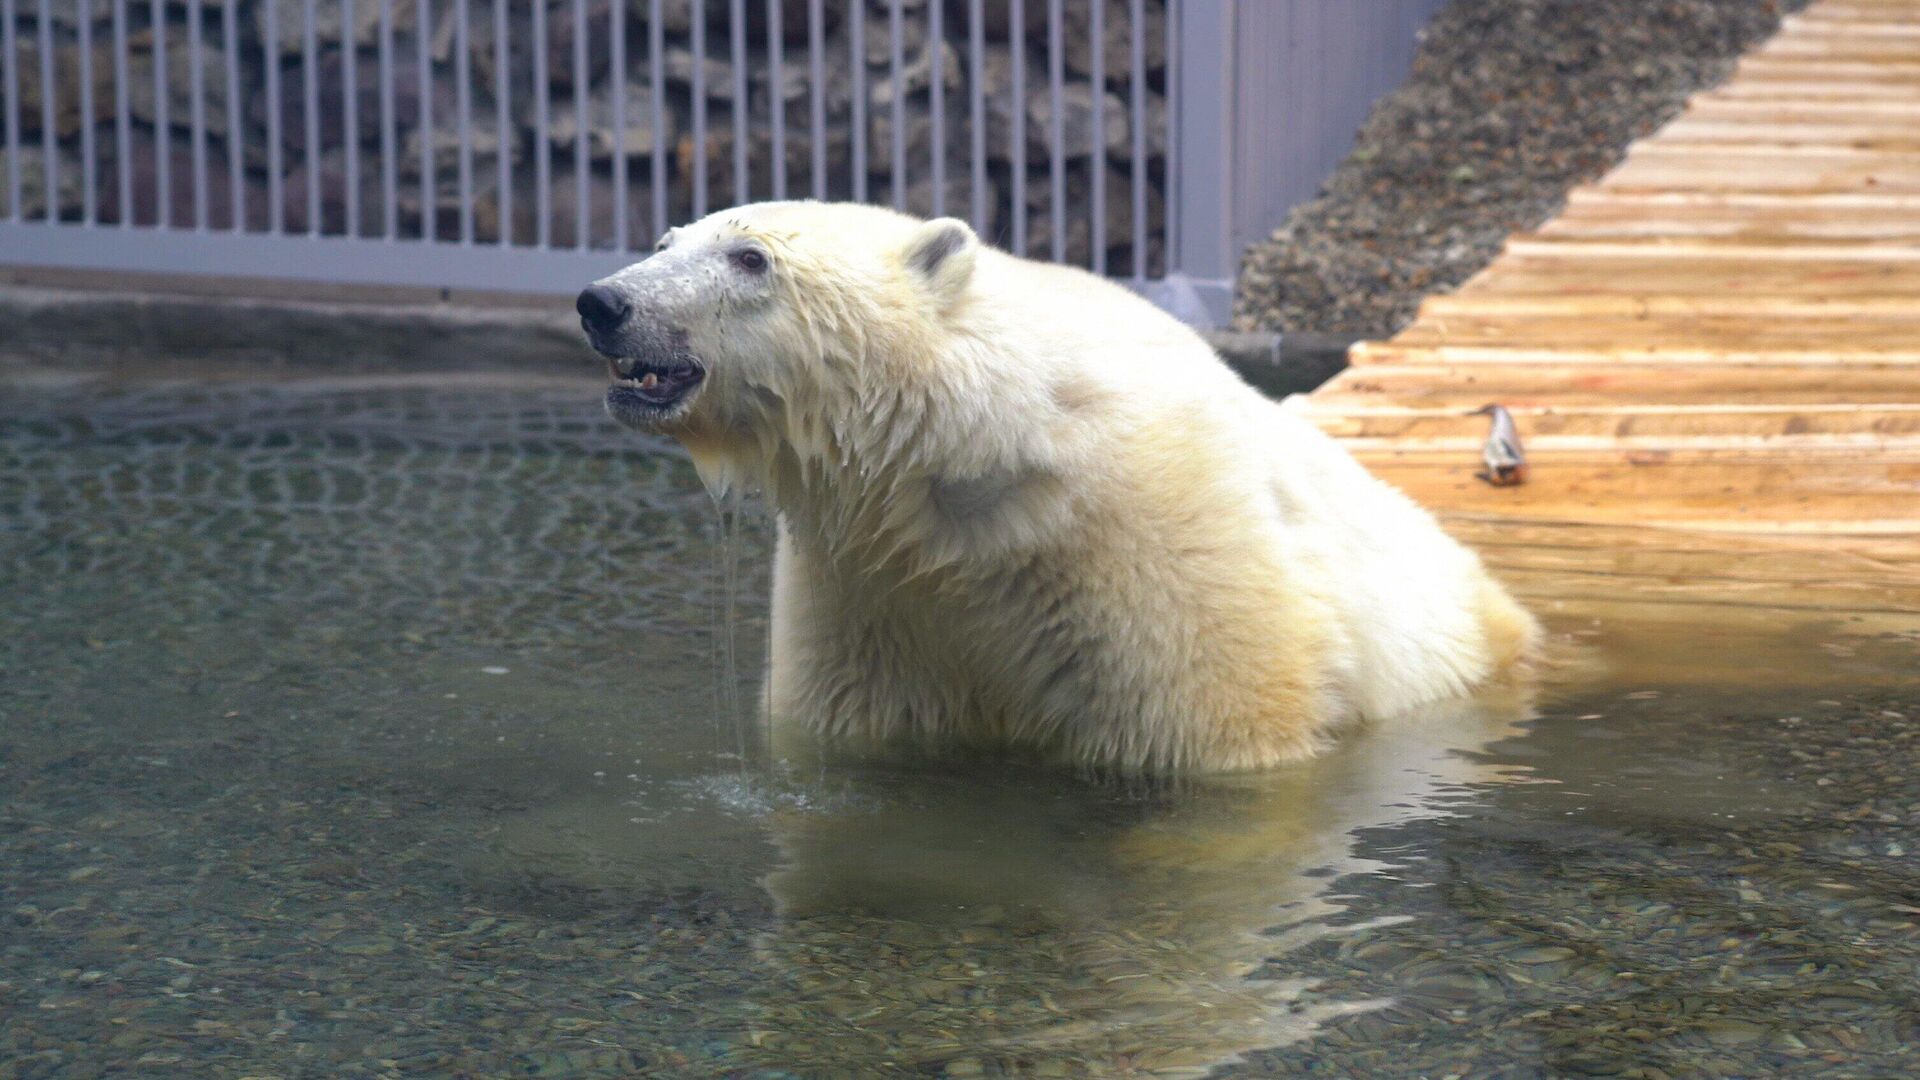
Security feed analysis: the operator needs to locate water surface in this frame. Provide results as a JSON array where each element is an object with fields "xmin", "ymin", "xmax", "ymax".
[{"xmin": 2, "ymin": 367, "xmax": 1915, "ymax": 1078}]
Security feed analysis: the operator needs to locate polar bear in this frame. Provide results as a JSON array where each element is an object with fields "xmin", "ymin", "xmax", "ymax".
[{"xmin": 576, "ymin": 201, "xmax": 1537, "ymax": 773}]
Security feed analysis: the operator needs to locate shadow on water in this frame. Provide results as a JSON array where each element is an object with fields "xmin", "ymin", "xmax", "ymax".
[{"xmin": 2, "ymin": 368, "xmax": 1916, "ymax": 1078}]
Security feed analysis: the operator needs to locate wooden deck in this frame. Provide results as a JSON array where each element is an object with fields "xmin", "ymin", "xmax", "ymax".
[{"xmin": 1291, "ymin": 0, "xmax": 1920, "ymax": 646}]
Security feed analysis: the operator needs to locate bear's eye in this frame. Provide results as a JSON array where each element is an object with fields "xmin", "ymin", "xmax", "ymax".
[{"xmin": 732, "ymin": 249, "xmax": 769, "ymax": 273}]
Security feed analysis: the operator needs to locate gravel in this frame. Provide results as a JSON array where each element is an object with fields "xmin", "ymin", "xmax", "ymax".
[{"xmin": 1233, "ymin": 0, "xmax": 1812, "ymax": 339}]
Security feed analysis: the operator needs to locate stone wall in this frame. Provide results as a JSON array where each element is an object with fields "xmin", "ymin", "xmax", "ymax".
[{"xmin": 2, "ymin": 0, "xmax": 1168, "ymax": 275}]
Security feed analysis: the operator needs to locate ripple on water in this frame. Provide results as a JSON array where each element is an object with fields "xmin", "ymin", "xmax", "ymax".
[{"xmin": 2, "ymin": 372, "xmax": 1916, "ymax": 1078}]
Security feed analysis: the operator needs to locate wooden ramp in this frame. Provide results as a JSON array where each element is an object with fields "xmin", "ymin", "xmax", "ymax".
[{"xmin": 1290, "ymin": 0, "xmax": 1920, "ymax": 644}]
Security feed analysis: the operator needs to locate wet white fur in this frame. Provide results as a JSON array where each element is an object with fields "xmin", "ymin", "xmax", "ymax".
[{"xmin": 593, "ymin": 202, "xmax": 1538, "ymax": 773}]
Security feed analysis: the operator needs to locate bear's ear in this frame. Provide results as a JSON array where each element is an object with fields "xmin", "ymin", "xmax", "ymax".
[{"xmin": 902, "ymin": 217, "xmax": 977, "ymax": 303}]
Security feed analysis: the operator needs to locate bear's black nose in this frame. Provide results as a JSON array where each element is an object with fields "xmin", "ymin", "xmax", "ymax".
[{"xmin": 576, "ymin": 285, "xmax": 631, "ymax": 336}]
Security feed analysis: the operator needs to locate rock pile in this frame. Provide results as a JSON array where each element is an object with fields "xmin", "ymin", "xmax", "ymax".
[{"xmin": 1233, "ymin": 0, "xmax": 1810, "ymax": 338}]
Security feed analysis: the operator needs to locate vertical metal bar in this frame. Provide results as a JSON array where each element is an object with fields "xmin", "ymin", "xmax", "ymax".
[
  {"xmin": 768, "ymin": 0, "xmax": 784, "ymax": 200},
  {"xmin": 649, "ymin": 0, "xmax": 666, "ymax": 231},
  {"xmin": 928, "ymin": 0, "xmax": 943, "ymax": 217},
  {"xmin": 807, "ymin": 0, "xmax": 823, "ymax": 199},
  {"xmin": 730, "ymin": 0, "xmax": 747, "ymax": 207},
  {"xmin": 1298, "ymin": 0, "xmax": 1314, "ymax": 203},
  {"xmin": 190, "ymin": 0, "xmax": 206, "ymax": 229},
  {"xmin": 224, "ymin": 0, "xmax": 244, "ymax": 230},
  {"xmin": 35, "ymin": 0, "xmax": 54, "ymax": 221},
  {"xmin": 302, "ymin": 0, "xmax": 319, "ymax": 234},
  {"xmin": 1304, "ymin": 0, "xmax": 1319, "ymax": 177},
  {"xmin": 1046, "ymin": 0, "xmax": 1063, "ymax": 261},
  {"xmin": 456, "ymin": 0, "xmax": 472, "ymax": 243},
  {"xmin": 1128, "ymin": 0, "xmax": 1143, "ymax": 280},
  {"xmin": 1009, "ymin": 0, "xmax": 1024, "ymax": 255},
  {"xmin": 967, "ymin": 0, "xmax": 983, "ymax": 232},
  {"xmin": 533, "ymin": 0, "xmax": 550, "ymax": 245},
  {"xmin": 79, "ymin": 0, "xmax": 97, "ymax": 224},
  {"xmin": 574, "ymin": 0, "xmax": 589, "ymax": 246},
  {"xmin": 1163, "ymin": 0, "xmax": 1178, "ymax": 276},
  {"xmin": 267, "ymin": 0, "xmax": 284, "ymax": 232},
  {"xmin": 1333, "ymin": 1, "xmax": 1348, "ymax": 142},
  {"xmin": 690, "ymin": 0, "xmax": 706, "ymax": 215},
  {"xmin": 1, "ymin": 0, "xmax": 17, "ymax": 221},
  {"xmin": 1379, "ymin": 3, "xmax": 1394, "ymax": 123},
  {"xmin": 611, "ymin": 0, "xmax": 624, "ymax": 247},
  {"xmin": 1339, "ymin": 0, "xmax": 1355, "ymax": 169},
  {"xmin": 848, "ymin": 0, "xmax": 864, "ymax": 202},
  {"xmin": 343, "ymin": 0, "xmax": 359, "ymax": 236},
  {"xmin": 152, "ymin": 0, "xmax": 169, "ymax": 227},
  {"xmin": 115, "ymin": 0, "xmax": 133, "ymax": 226},
  {"xmin": 380, "ymin": 0, "xmax": 396, "ymax": 239},
  {"xmin": 495, "ymin": 0, "xmax": 510, "ymax": 244},
  {"xmin": 416, "ymin": 0, "xmax": 431, "ymax": 239},
  {"xmin": 887, "ymin": 0, "xmax": 902, "ymax": 209},
  {"xmin": 1089, "ymin": 0, "xmax": 1105, "ymax": 275}
]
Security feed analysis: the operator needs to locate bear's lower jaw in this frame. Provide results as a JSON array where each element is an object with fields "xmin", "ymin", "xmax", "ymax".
[{"xmin": 604, "ymin": 364, "xmax": 706, "ymax": 428}]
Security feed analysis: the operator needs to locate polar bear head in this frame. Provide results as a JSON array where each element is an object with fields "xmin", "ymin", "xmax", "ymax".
[{"xmin": 576, "ymin": 201, "xmax": 982, "ymax": 494}]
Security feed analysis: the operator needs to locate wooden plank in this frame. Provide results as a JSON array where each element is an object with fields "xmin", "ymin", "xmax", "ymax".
[
  {"xmin": 1792, "ymin": 6, "xmax": 1920, "ymax": 15},
  {"xmin": 1493, "ymin": 568, "xmax": 1920, "ymax": 620},
  {"xmin": 1758, "ymin": 36, "xmax": 1920, "ymax": 61},
  {"xmin": 1346, "ymin": 455, "xmax": 1920, "ymax": 532},
  {"xmin": 1312, "ymin": 364, "xmax": 1920, "ymax": 408},
  {"xmin": 1684, "ymin": 97, "xmax": 1920, "ymax": 120},
  {"xmin": 1340, "ymin": 433, "xmax": 1920, "ymax": 457},
  {"xmin": 1566, "ymin": 189, "xmax": 1920, "ymax": 210},
  {"xmin": 1602, "ymin": 145, "xmax": 1920, "ymax": 195},
  {"xmin": 1732, "ymin": 57, "xmax": 1920, "ymax": 82},
  {"xmin": 1798, "ymin": 0, "xmax": 1920, "ymax": 9},
  {"xmin": 1660, "ymin": 118, "xmax": 1920, "ymax": 150},
  {"xmin": 1387, "ymin": 313, "xmax": 1920, "ymax": 351},
  {"xmin": 1533, "ymin": 212, "xmax": 1920, "ymax": 238},
  {"xmin": 1456, "ymin": 255, "xmax": 1920, "ymax": 296},
  {"xmin": 1713, "ymin": 81, "xmax": 1920, "ymax": 102},
  {"xmin": 1796, "ymin": 11, "xmax": 1920, "ymax": 27},
  {"xmin": 1541, "ymin": 207, "xmax": 1920, "ymax": 241},
  {"xmin": 1419, "ymin": 294, "xmax": 1920, "ymax": 318},
  {"xmin": 1350, "ymin": 342, "xmax": 1920, "ymax": 366},
  {"xmin": 1345, "ymin": 436, "xmax": 1920, "ymax": 459},
  {"xmin": 1504, "ymin": 237, "xmax": 1920, "ymax": 259},
  {"xmin": 1797, "ymin": 0, "xmax": 1920, "ymax": 15},
  {"xmin": 1298, "ymin": 404, "xmax": 1920, "ymax": 443},
  {"xmin": 1444, "ymin": 518, "xmax": 1920, "ymax": 581},
  {"xmin": 1783, "ymin": 16, "xmax": 1920, "ymax": 36},
  {"xmin": 1712, "ymin": 57, "xmax": 1920, "ymax": 99}
]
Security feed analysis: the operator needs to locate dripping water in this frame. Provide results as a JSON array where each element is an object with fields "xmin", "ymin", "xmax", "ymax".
[
  {"xmin": 706, "ymin": 484, "xmax": 748, "ymax": 771},
  {"xmin": 722, "ymin": 486, "xmax": 746, "ymax": 765}
]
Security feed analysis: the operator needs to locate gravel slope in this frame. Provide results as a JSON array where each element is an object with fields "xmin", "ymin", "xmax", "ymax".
[{"xmin": 1233, "ymin": 0, "xmax": 1811, "ymax": 339}]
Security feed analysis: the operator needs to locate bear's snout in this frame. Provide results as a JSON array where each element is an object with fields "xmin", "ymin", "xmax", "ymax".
[{"xmin": 576, "ymin": 285, "xmax": 631, "ymax": 337}]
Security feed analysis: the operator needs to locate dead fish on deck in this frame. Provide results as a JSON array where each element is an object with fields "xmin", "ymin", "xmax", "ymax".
[{"xmin": 1471, "ymin": 404, "xmax": 1527, "ymax": 487}]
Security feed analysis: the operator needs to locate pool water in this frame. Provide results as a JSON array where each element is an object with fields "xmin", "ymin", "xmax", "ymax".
[{"xmin": 2, "ymin": 367, "xmax": 1916, "ymax": 1078}]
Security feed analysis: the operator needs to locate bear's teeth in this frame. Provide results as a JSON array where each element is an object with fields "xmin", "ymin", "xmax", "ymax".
[{"xmin": 639, "ymin": 373, "xmax": 659, "ymax": 390}]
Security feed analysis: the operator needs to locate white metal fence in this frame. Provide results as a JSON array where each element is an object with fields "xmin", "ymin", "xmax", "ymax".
[{"xmin": 0, "ymin": 1, "xmax": 1442, "ymax": 324}]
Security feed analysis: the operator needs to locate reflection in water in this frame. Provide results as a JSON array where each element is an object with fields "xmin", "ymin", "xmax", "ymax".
[
  {"xmin": 3, "ymin": 370, "xmax": 1916, "ymax": 1078},
  {"xmin": 754, "ymin": 692, "xmax": 1535, "ymax": 1074},
  {"xmin": 483, "ymin": 682, "xmax": 1538, "ymax": 1074}
]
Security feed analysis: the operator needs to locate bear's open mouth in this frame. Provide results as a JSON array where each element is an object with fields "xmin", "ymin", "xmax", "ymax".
[{"xmin": 604, "ymin": 357, "xmax": 706, "ymax": 421}]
